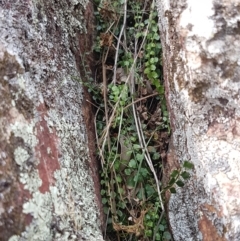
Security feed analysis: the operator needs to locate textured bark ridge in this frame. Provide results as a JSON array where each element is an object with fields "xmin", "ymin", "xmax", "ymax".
[
  {"xmin": 0, "ymin": 1, "xmax": 103, "ymax": 241},
  {"xmin": 156, "ymin": 0, "xmax": 240, "ymax": 240}
]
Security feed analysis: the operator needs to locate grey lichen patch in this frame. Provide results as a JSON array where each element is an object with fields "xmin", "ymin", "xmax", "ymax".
[
  {"xmin": 45, "ymin": 108, "xmax": 103, "ymax": 240},
  {"xmin": 19, "ymin": 170, "xmax": 42, "ymax": 193},
  {"xmin": 11, "ymin": 121, "xmax": 38, "ymax": 151},
  {"xmin": 10, "ymin": 106, "xmax": 104, "ymax": 240},
  {"xmin": 157, "ymin": 0, "xmax": 240, "ymax": 240},
  {"xmin": 14, "ymin": 147, "xmax": 30, "ymax": 166},
  {"xmin": 9, "ymin": 191, "xmax": 53, "ymax": 241},
  {"xmin": 32, "ymin": 0, "xmax": 88, "ymax": 38},
  {"xmin": 168, "ymin": 180, "xmax": 204, "ymax": 241},
  {"xmin": 199, "ymin": 137, "xmax": 240, "ymax": 181},
  {"xmin": 1, "ymin": 0, "xmax": 103, "ymax": 240}
]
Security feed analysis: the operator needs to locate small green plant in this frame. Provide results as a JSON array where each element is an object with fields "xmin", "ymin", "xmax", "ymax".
[
  {"xmin": 143, "ymin": 11, "xmax": 163, "ymax": 95},
  {"xmin": 75, "ymin": 0, "xmax": 195, "ymax": 240},
  {"xmin": 163, "ymin": 161, "xmax": 194, "ymax": 194}
]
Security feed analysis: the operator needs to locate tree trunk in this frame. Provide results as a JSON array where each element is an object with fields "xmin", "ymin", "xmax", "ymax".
[
  {"xmin": 157, "ymin": 0, "xmax": 240, "ymax": 240},
  {"xmin": 0, "ymin": 1, "xmax": 103, "ymax": 240}
]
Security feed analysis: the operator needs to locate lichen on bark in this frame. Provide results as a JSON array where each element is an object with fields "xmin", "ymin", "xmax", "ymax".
[
  {"xmin": 0, "ymin": 0, "xmax": 103, "ymax": 240},
  {"xmin": 156, "ymin": 0, "xmax": 240, "ymax": 240}
]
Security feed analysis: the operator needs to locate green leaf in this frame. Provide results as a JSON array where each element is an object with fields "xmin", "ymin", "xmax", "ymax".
[
  {"xmin": 100, "ymin": 180, "xmax": 106, "ymax": 185},
  {"xmin": 101, "ymin": 189, "xmax": 105, "ymax": 195},
  {"xmin": 133, "ymin": 174, "xmax": 139, "ymax": 183},
  {"xmin": 140, "ymin": 168, "xmax": 149, "ymax": 177},
  {"xmin": 136, "ymin": 32, "xmax": 142, "ymax": 38},
  {"xmin": 145, "ymin": 213, "xmax": 151, "ymax": 220},
  {"xmin": 153, "ymin": 152, "xmax": 160, "ymax": 160},
  {"xmin": 150, "ymin": 64, "xmax": 156, "ymax": 70},
  {"xmin": 133, "ymin": 144, "xmax": 141, "ymax": 149},
  {"xmin": 136, "ymin": 153, "xmax": 144, "ymax": 162},
  {"xmin": 137, "ymin": 188, "xmax": 144, "ymax": 199},
  {"xmin": 126, "ymin": 177, "xmax": 135, "ymax": 188},
  {"xmin": 96, "ymin": 25, "xmax": 102, "ymax": 31},
  {"xmin": 154, "ymin": 33, "xmax": 160, "ymax": 40},
  {"xmin": 111, "ymin": 85, "xmax": 119, "ymax": 93},
  {"xmin": 116, "ymin": 175, "xmax": 122, "ymax": 183},
  {"xmin": 150, "ymin": 43, "xmax": 156, "ymax": 48},
  {"xmin": 118, "ymin": 201, "xmax": 126, "ymax": 209},
  {"xmin": 107, "ymin": 217, "xmax": 112, "ymax": 224},
  {"xmin": 155, "ymin": 233, "xmax": 161, "ymax": 240},
  {"xmin": 102, "ymin": 198, "xmax": 108, "ymax": 204},
  {"xmin": 170, "ymin": 187, "xmax": 176, "ymax": 193},
  {"xmin": 117, "ymin": 209, "xmax": 123, "ymax": 217},
  {"xmin": 144, "ymin": 67, "xmax": 150, "ymax": 74},
  {"xmin": 119, "ymin": 187, "xmax": 124, "ymax": 195},
  {"xmin": 163, "ymin": 110, "xmax": 168, "ymax": 117},
  {"xmin": 145, "ymin": 54, "xmax": 150, "ymax": 59},
  {"xmin": 170, "ymin": 170, "xmax": 179, "ymax": 178},
  {"xmin": 150, "ymin": 58, "xmax": 155, "ymax": 64},
  {"xmin": 163, "ymin": 231, "xmax": 172, "ymax": 240},
  {"xmin": 103, "ymin": 206, "xmax": 109, "ymax": 214},
  {"xmin": 130, "ymin": 136, "xmax": 137, "ymax": 142},
  {"xmin": 134, "ymin": 15, "xmax": 142, "ymax": 20},
  {"xmin": 114, "ymin": 161, "xmax": 120, "ymax": 170},
  {"xmin": 111, "ymin": 191, "xmax": 116, "ymax": 198},
  {"xmin": 145, "ymin": 184, "xmax": 155, "ymax": 197},
  {"xmin": 180, "ymin": 171, "xmax": 191, "ymax": 180},
  {"xmin": 109, "ymin": 95, "xmax": 114, "ymax": 100},
  {"xmin": 129, "ymin": 159, "xmax": 137, "ymax": 168},
  {"xmin": 168, "ymin": 177, "xmax": 176, "ymax": 186},
  {"xmin": 159, "ymin": 224, "xmax": 165, "ymax": 231},
  {"xmin": 151, "ymin": 26, "xmax": 158, "ymax": 32},
  {"xmin": 124, "ymin": 168, "xmax": 132, "ymax": 175},
  {"xmin": 134, "ymin": 23, "xmax": 139, "ymax": 28},
  {"xmin": 151, "ymin": 20, "xmax": 156, "ymax": 25},
  {"xmin": 146, "ymin": 44, "xmax": 152, "ymax": 50},
  {"xmin": 176, "ymin": 180, "xmax": 185, "ymax": 187},
  {"xmin": 146, "ymin": 220, "xmax": 154, "ymax": 227},
  {"xmin": 145, "ymin": 229, "xmax": 152, "ymax": 237},
  {"xmin": 152, "ymin": 71, "xmax": 159, "ymax": 79},
  {"xmin": 157, "ymin": 85, "xmax": 164, "ymax": 94},
  {"xmin": 183, "ymin": 161, "xmax": 194, "ymax": 169}
]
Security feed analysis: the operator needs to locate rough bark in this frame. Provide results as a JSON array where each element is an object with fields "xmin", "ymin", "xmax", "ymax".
[
  {"xmin": 156, "ymin": 0, "xmax": 240, "ymax": 240},
  {"xmin": 0, "ymin": 1, "xmax": 103, "ymax": 241}
]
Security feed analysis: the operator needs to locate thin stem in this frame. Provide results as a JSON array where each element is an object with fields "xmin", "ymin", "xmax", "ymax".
[{"xmin": 112, "ymin": 0, "xmax": 127, "ymax": 84}]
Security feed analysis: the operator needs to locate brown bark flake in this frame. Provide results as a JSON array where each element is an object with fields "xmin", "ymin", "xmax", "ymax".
[
  {"xmin": 198, "ymin": 214, "xmax": 226, "ymax": 241},
  {"xmin": 35, "ymin": 103, "xmax": 60, "ymax": 193}
]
